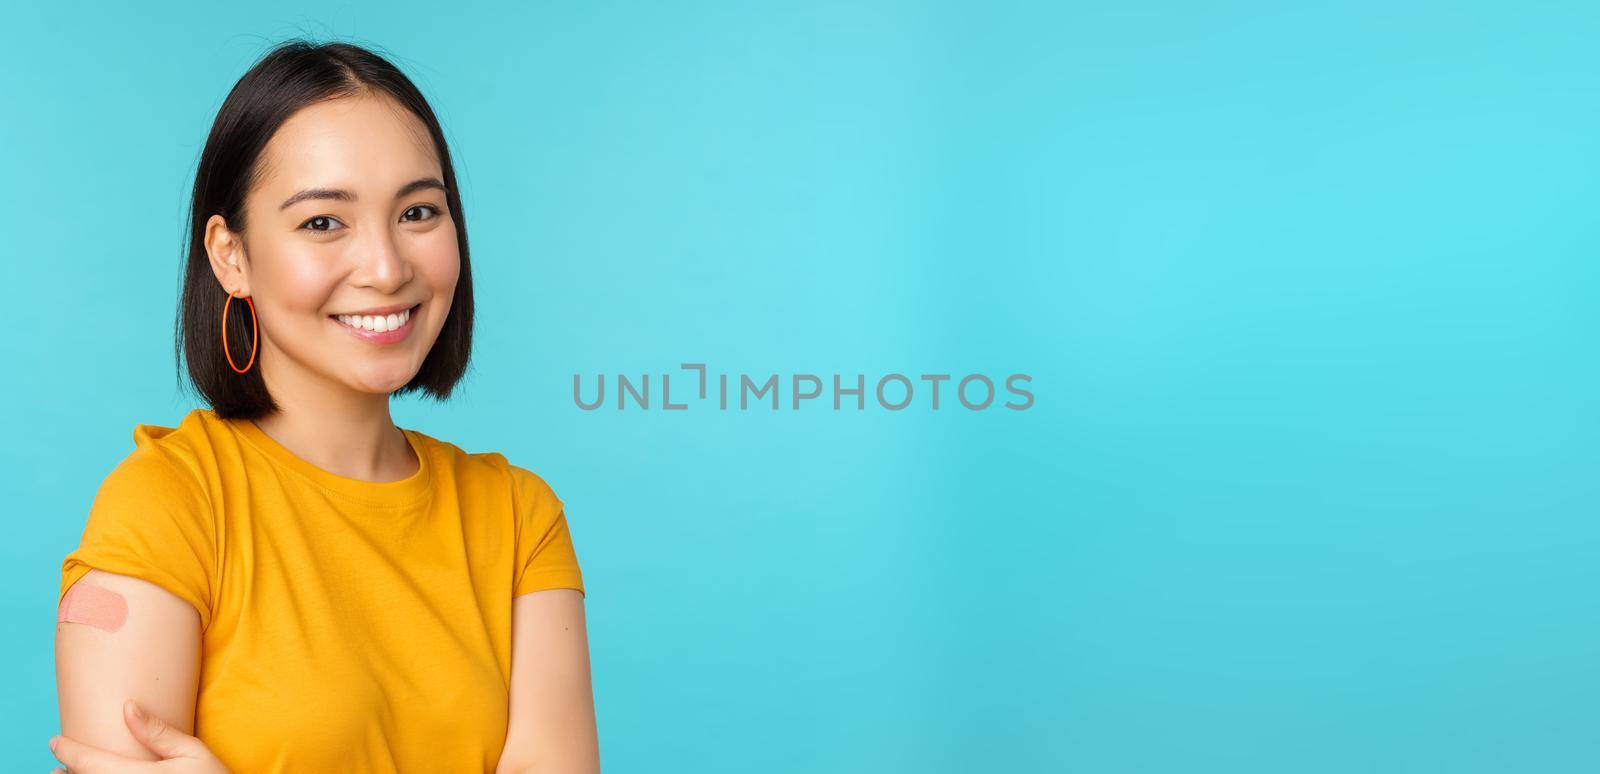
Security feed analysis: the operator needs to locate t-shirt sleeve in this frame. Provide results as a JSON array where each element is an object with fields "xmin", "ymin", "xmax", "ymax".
[
  {"xmin": 509, "ymin": 464, "xmax": 585, "ymax": 598},
  {"xmin": 60, "ymin": 447, "xmax": 217, "ymax": 630}
]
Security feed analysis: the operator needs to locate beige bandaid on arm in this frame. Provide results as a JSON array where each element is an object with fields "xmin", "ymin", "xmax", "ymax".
[{"xmin": 57, "ymin": 582, "xmax": 129, "ymax": 632}]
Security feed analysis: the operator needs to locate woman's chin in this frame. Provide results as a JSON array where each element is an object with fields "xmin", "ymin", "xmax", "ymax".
[{"xmin": 342, "ymin": 368, "xmax": 417, "ymax": 395}]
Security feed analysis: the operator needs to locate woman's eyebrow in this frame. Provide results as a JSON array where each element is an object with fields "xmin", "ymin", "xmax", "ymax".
[{"xmin": 278, "ymin": 177, "xmax": 447, "ymax": 211}]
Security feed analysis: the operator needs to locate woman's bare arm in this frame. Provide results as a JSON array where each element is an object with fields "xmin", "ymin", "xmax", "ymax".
[
  {"xmin": 496, "ymin": 589, "xmax": 599, "ymax": 774},
  {"xmin": 55, "ymin": 568, "xmax": 203, "ymax": 760}
]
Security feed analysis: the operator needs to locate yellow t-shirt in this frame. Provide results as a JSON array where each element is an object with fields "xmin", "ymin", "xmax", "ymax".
[{"xmin": 58, "ymin": 408, "xmax": 586, "ymax": 772}]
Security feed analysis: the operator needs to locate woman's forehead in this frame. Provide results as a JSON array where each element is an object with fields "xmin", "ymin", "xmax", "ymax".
[{"xmin": 257, "ymin": 94, "xmax": 440, "ymax": 194}]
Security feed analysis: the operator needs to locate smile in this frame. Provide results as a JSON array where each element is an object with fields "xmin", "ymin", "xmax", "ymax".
[{"xmin": 328, "ymin": 303, "xmax": 421, "ymax": 344}]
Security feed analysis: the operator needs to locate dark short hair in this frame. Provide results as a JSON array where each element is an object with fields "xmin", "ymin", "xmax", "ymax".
[{"xmin": 178, "ymin": 39, "xmax": 474, "ymax": 419}]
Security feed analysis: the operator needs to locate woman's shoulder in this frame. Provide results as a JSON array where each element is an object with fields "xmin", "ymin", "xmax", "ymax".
[
  {"xmin": 70, "ymin": 410, "xmax": 220, "ymax": 628},
  {"xmin": 81, "ymin": 411, "xmax": 217, "ymax": 554},
  {"xmin": 100, "ymin": 408, "xmax": 220, "ymax": 491},
  {"xmin": 406, "ymin": 429, "xmax": 560, "ymax": 501}
]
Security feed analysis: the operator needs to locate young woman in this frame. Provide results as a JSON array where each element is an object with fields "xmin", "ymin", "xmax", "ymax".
[{"xmin": 50, "ymin": 40, "xmax": 598, "ymax": 773}]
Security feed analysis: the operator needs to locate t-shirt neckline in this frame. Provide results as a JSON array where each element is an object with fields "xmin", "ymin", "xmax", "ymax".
[{"xmin": 223, "ymin": 414, "xmax": 433, "ymax": 508}]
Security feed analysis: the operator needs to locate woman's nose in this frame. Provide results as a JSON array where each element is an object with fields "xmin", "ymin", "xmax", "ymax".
[{"xmin": 356, "ymin": 228, "xmax": 411, "ymax": 292}]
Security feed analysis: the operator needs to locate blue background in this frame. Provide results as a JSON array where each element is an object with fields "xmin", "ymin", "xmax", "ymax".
[{"xmin": 5, "ymin": 2, "xmax": 1595, "ymax": 771}]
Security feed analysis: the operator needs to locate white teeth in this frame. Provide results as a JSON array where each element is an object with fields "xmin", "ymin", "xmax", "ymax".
[{"xmin": 336, "ymin": 306, "xmax": 410, "ymax": 332}]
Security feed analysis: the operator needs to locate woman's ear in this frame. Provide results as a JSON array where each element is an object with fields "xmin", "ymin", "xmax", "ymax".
[{"xmin": 203, "ymin": 213, "xmax": 250, "ymax": 296}]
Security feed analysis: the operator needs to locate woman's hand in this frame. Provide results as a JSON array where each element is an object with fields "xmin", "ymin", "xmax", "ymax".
[{"xmin": 48, "ymin": 699, "xmax": 230, "ymax": 773}]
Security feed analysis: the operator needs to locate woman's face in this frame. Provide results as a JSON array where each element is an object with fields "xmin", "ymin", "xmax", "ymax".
[{"xmin": 206, "ymin": 92, "xmax": 460, "ymax": 398}]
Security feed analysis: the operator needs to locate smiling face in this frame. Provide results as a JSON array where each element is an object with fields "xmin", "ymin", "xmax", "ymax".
[{"xmin": 204, "ymin": 91, "xmax": 460, "ymax": 398}]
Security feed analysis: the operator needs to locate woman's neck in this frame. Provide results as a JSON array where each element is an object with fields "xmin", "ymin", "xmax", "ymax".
[{"xmin": 249, "ymin": 365, "xmax": 418, "ymax": 483}]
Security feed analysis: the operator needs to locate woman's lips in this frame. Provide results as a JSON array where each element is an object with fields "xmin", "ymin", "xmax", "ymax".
[{"xmin": 329, "ymin": 303, "xmax": 420, "ymax": 345}]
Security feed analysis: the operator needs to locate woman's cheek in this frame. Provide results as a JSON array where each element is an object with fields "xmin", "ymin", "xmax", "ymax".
[{"xmin": 422, "ymin": 232, "xmax": 462, "ymax": 288}]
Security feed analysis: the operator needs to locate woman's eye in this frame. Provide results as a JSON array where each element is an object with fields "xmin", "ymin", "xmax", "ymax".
[
  {"xmin": 298, "ymin": 206, "xmax": 437, "ymax": 234},
  {"xmin": 300, "ymin": 215, "xmax": 344, "ymax": 233},
  {"xmin": 402, "ymin": 204, "xmax": 439, "ymax": 223}
]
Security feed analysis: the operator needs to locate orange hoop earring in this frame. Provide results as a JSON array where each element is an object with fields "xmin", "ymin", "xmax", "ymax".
[{"xmin": 222, "ymin": 290, "xmax": 259, "ymax": 374}]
